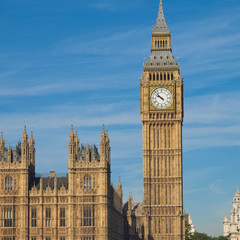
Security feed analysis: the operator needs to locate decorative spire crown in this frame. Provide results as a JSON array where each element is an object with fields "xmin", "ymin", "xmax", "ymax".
[
  {"xmin": 29, "ymin": 131, "xmax": 35, "ymax": 144},
  {"xmin": 153, "ymin": 0, "xmax": 170, "ymax": 33},
  {"xmin": 22, "ymin": 125, "xmax": 28, "ymax": 141}
]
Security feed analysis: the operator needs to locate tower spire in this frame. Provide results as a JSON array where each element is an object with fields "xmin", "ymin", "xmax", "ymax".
[{"xmin": 153, "ymin": 0, "xmax": 169, "ymax": 33}]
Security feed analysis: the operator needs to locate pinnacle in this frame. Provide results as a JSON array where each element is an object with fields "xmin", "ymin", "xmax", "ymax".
[
  {"xmin": 22, "ymin": 125, "xmax": 28, "ymax": 140},
  {"xmin": 153, "ymin": 0, "xmax": 170, "ymax": 33},
  {"xmin": 0, "ymin": 131, "xmax": 4, "ymax": 145}
]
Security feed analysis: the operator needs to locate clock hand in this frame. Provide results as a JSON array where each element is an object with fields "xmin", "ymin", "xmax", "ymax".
[{"xmin": 156, "ymin": 94, "xmax": 164, "ymax": 101}]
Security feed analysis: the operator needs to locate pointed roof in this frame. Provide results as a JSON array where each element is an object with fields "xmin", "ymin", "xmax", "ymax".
[
  {"xmin": 235, "ymin": 188, "xmax": 240, "ymax": 196},
  {"xmin": 29, "ymin": 131, "xmax": 35, "ymax": 145},
  {"xmin": 0, "ymin": 131, "xmax": 5, "ymax": 146},
  {"xmin": 153, "ymin": 0, "xmax": 170, "ymax": 33},
  {"xmin": 22, "ymin": 125, "xmax": 28, "ymax": 141},
  {"xmin": 117, "ymin": 176, "xmax": 122, "ymax": 189}
]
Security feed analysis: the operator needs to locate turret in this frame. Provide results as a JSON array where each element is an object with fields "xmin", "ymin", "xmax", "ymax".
[
  {"xmin": 0, "ymin": 131, "xmax": 5, "ymax": 154},
  {"xmin": 8, "ymin": 144, "xmax": 11, "ymax": 162},
  {"xmin": 29, "ymin": 131, "xmax": 35, "ymax": 166},
  {"xmin": 100, "ymin": 125, "xmax": 110, "ymax": 164},
  {"xmin": 68, "ymin": 124, "xmax": 76, "ymax": 168},
  {"xmin": 75, "ymin": 130, "xmax": 80, "ymax": 155},
  {"xmin": 117, "ymin": 176, "xmax": 123, "ymax": 200},
  {"xmin": 86, "ymin": 143, "xmax": 90, "ymax": 162},
  {"xmin": 21, "ymin": 126, "xmax": 29, "ymax": 167}
]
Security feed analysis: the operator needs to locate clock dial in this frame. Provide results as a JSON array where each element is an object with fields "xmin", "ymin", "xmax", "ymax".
[{"xmin": 151, "ymin": 88, "xmax": 173, "ymax": 109}]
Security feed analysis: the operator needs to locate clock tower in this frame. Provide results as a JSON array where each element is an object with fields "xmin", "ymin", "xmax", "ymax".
[{"xmin": 140, "ymin": 1, "xmax": 184, "ymax": 240}]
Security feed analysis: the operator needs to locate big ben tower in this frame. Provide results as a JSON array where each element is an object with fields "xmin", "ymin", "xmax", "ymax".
[{"xmin": 140, "ymin": 1, "xmax": 184, "ymax": 240}]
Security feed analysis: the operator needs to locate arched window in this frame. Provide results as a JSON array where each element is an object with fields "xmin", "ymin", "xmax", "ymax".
[
  {"xmin": 171, "ymin": 73, "xmax": 174, "ymax": 80},
  {"xmin": 164, "ymin": 73, "xmax": 166, "ymax": 80},
  {"xmin": 149, "ymin": 74, "xmax": 152, "ymax": 80},
  {"xmin": 153, "ymin": 74, "xmax": 155, "ymax": 81},
  {"xmin": 160, "ymin": 74, "xmax": 163, "ymax": 80},
  {"xmin": 158, "ymin": 41, "xmax": 160, "ymax": 48},
  {"xmin": 168, "ymin": 73, "xmax": 170, "ymax": 80},
  {"xmin": 165, "ymin": 41, "xmax": 168, "ymax": 48},
  {"xmin": 5, "ymin": 177, "xmax": 13, "ymax": 190},
  {"xmin": 157, "ymin": 74, "xmax": 159, "ymax": 80},
  {"xmin": 160, "ymin": 41, "xmax": 163, "ymax": 48},
  {"xmin": 84, "ymin": 176, "xmax": 92, "ymax": 190},
  {"xmin": 155, "ymin": 41, "xmax": 157, "ymax": 48},
  {"xmin": 163, "ymin": 41, "xmax": 165, "ymax": 48}
]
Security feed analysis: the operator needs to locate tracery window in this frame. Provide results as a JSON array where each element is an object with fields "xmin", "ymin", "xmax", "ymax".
[
  {"xmin": 5, "ymin": 177, "xmax": 13, "ymax": 190},
  {"xmin": 84, "ymin": 176, "xmax": 92, "ymax": 190},
  {"xmin": 60, "ymin": 208, "xmax": 65, "ymax": 227},
  {"xmin": 81, "ymin": 206, "xmax": 95, "ymax": 227},
  {"xmin": 46, "ymin": 208, "xmax": 51, "ymax": 227},
  {"xmin": 2, "ymin": 207, "xmax": 15, "ymax": 227},
  {"xmin": 32, "ymin": 208, "xmax": 37, "ymax": 227},
  {"xmin": 81, "ymin": 237, "xmax": 94, "ymax": 240}
]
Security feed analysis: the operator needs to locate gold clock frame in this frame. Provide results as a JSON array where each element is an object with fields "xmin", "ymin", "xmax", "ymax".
[{"xmin": 149, "ymin": 85, "xmax": 175, "ymax": 112}]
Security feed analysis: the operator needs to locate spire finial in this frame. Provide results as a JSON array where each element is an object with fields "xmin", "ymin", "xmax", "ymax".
[{"xmin": 153, "ymin": 0, "xmax": 169, "ymax": 33}]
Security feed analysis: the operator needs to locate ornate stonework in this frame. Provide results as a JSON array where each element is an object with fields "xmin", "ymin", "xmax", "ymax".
[
  {"xmin": 0, "ymin": 1, "xmax": 184, "ymax": 240},
  {"xmin": 0, "ymin": 126, "xmax": 124, "ymax": 240},
  {"xmin": 140, "ymin": 0, "xmax": 184, "ymax": 239}
]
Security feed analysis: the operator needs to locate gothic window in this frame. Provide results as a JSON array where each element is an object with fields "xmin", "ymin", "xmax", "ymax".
[
  {"xmin": 2, "ymin": 207, "xmax": 15, "ymax": 227},
  {"xmin": 155, "ymin": 41, "xmax": 157, "ymax": 48},
  {"xmin": 46, "ymin": 208, "xmax": 51, "ymax": 227},
  {"xmin": 160, "ymin": 41, "xmax": 163, "ymax": 48},
  {"xmin": 84, "ymin": 176, "xmax": 92, "ymax": 190},
  {"xmin": 5, "ymin": 177, "xmax": 13, "ymax": 190},
  {"xmin": 153, "ymin": 74, "xmax": 155, "ymax": 81},
  {"xmin": 157, "ymin": 74, "xmax": 159, "ymax": 80},
  {"xmin": 160, "ymin": 74, "xmax": 162, "ymax": 80},
  {"xmin": 81, "ymin": 237, "xmax": 94, "ymax": 240},
  {"xmin": 60, "ymin": 208, "xmax": 65, "ymax": 227},
  {"xmin": 82, "ymin": 206, "xmax": 95, "ymax": 227},
  {"xmin": 149, "ymin": 74, "xmax": 152, "ymax": 81},
  {"xmin": 31, "ymin": 208, "xmax": 37, "ymax": 227},
  {"xmin": 165, "ymin": 40, "xmax": 168, "ymax": 48},
  {"xmin": 168, "ymin": 73, "xmax": 170, "ymax": 80},
  {"xmin": 136, "ymin": 218, "xmax": 142, "ymax": 235},
  {"xmin": 164, "ymin": 73, "xmax": 166, "ymax": 80},
  {"xmin": 171, "ymin": 73, "xmax": 174, "ymax": 80},
  {"xmin": 158, "ymin": 218, "xmax": 161, "ymax": 233},
  {"xmin": 158, "ymin": 41, "xmax": 160, "ymax": 48}
]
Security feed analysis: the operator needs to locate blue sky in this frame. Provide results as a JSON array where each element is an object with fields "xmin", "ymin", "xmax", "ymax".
[{"xmin": 0, "ymin": 0, "xmax": 240, "ymax": 236}]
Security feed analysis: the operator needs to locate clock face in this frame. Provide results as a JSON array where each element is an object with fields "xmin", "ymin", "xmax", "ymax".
[{"xmin": 151, "ymin": 87, "xmax": 173, "ymax": 109}]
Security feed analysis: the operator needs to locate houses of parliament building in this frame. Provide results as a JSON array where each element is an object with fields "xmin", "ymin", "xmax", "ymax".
[{"xmin": 0, "ymin": 1, "xmax": 184, "ymax": 240}]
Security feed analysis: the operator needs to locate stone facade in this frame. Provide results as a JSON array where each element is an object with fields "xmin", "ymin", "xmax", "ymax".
[
  {"xmin": 0, "ymin": 126, "xmax": 124, "ymax": 240},
  {"xmin": 0, "ymin": 1, "xmax": 184, "ymax": 240},
  {"xmin": 139, "ymin": 0, "xmax": 184, "ymax": 239},
  {"xmin": 223, "ymin": 189, "xmax": 240, "ymax": 240}
]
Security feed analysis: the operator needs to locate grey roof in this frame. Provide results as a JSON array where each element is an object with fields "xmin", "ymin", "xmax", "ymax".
[
  {"xmin": 144, "ymin": 0, "xmax": 179, "ymax": 71},
  {"xmin": 144, "ymin": 50, "xmax": 178, "ymax": 70},
  {"xmin": 153, "ymin": 0, "xmax": 170, "ymax": 33},
  {"xmin": 0, "ymin": 142, "xmax": 22, "ymax": 163},
  {"xmin": 76, "ymin": 144, "xmax": 100, "ymax": 162},
  {"xmin": 123, "ymin": 201, "xmax": 144, "ymax": 213},
  {"xmin": 34, "ymin": 176, "xmax": 68, "ymax": 190}
]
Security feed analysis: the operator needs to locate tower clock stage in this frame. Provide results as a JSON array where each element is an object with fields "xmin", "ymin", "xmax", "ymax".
[{"xmin": 140, "ymin": 0, "xmax": 184, "ymax": 239}]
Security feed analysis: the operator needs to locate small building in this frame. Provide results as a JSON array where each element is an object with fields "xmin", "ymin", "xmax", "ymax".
[{"xmin": 223, "ymin": 188, "xmax": 240, "ymax": 240}]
